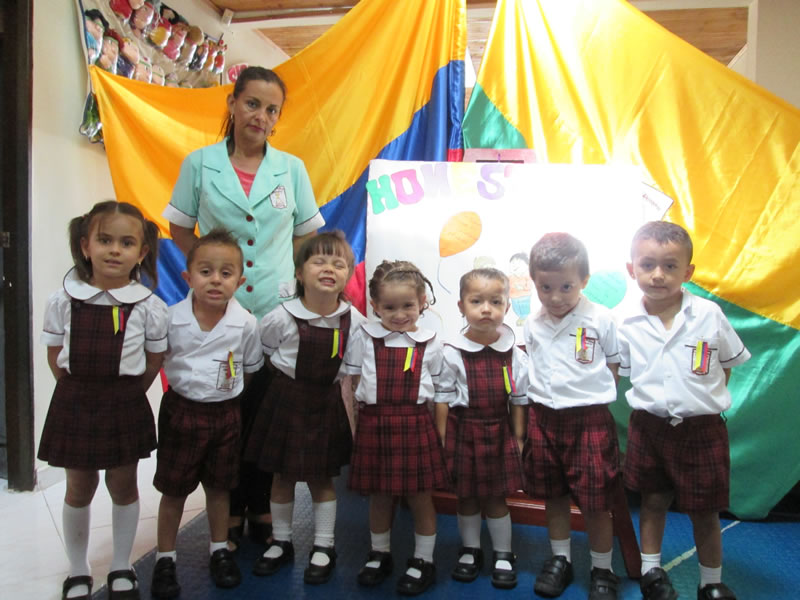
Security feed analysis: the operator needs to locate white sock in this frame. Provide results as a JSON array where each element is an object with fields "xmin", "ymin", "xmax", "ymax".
[
  {"xmin": 591, "ymin": 549, "xmax": 613, "ymax": 571},
  {"xmin": 311, "ymin": 500, "xmax": 337, "ymax": 566},
  {"xmin": 487, "ymin": 513, "xmax": 513, "ymax": 570},
  {"xmin": 699, "ymin": 564, "xmax": 722, "ymax": 587},
  {"xmin": 457, "ymin": 512, "xmax": 481, "ymax": 564},
  {"xmin": 156, "ymin": 551, "xmax": 177, "ymax": 562},
  {"xmin": 264, "ymin": 501, "xmax": 293, "ymax": 559},
  {"xmin": 550, "ymin": 537, "xmax": 571, "ymax": 563},
  {"xmin": 63, "ymin": 504, "xmax": 91, "ymax": 598},
  {"xmin": 365, "ymin": 530, "xmax": 391, "ymax": 568},
  {"xmin": 209, "ymin": 541, "xmax": 228, "ymax": 555},
  {"xmin": 641, "ymin": 552, "xmax": 661, "ymax": 576},
  {"xmin": 110, "ymin": 500, "xmax": 140, "ymax": 591},
  {"xmin": 412, "ymin": 532, "xmax": 436, "ymax": 564}
]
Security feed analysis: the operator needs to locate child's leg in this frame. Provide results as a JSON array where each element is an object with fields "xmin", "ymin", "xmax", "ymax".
[
  {"xmin": 356, "ymin": 495, "xmax": 395, "ymax": 587},
  {"xmin": 452, "ymin": 497, "xmax": 482, "ymax": 581},
  {"xmin": 307, "ymin": 478, "xmax": 337, "ymax": 570},
  {"xmin": 545, "ymin": 494, "xmax": 572, "ymax": 561},
  {"xmin": 584, "ymin": 509, "xmax": 614, "ymax": 568},
  {"xmin": 485, "ymin": 496, "xmax": 517, "ymax": 589},
  {"xmin": 156, "ymin": 494, "xmax": 187, "ymax": 553},
  {"xmin": 396, "ymin": 492, "xmax": 437, "ymax": 594},
  {"xmin": 254, "ymin": 474, "xmax": 296, "ymax": 572},
  {"xmin": 205, "ymin": 487, "xmax": 231, "ymax": 548},
  {"xmin": 63, "ymin": 469, "xmax": 100, "ymax": 599},
  {"xmin": 105, "ymin": 463, "xmax": 141, "ymax": 593},
  {"xmin": 639, "ymin": 490, "xmax": 673, "ymax": 573},
  {"xmin": 690, "ymin": 511, "xmax": 723, "ymax": 586}
]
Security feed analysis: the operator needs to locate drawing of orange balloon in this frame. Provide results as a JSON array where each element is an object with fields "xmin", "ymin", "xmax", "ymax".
[{"xmin": 439, "ymin": 211, "xmax": 482, "ymax": 257}]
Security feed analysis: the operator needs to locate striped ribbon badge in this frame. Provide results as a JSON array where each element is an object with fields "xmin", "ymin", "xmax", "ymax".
[{"xmin": 403, "ymin": 347, "xmax": 417, "ymax": 372}]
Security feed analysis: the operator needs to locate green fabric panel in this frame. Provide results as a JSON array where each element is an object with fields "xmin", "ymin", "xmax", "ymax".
[
  {"xmin": 462, "ymin": 83, "xmax": 528, "ymax": 149},
  {"xmin": 613, "ymin": 283, "xmax": 800, "ymax": 519}
]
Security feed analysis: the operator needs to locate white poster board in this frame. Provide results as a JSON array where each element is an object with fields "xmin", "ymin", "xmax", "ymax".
[{"xmin": 365, "ymin": 160, "xmax": 671, "ymax": 340}]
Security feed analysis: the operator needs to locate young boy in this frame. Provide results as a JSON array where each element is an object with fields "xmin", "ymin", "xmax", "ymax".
[
  {"xmin": 619, "ymin": 222, "xmax": 750, "ymax": 600},
  {"xmin": 518, "ymin": 232, "xmax": 622, "ymax": 600},
  {"xmin": 151, "ymin": 229, "xmax": 264, "ymax": 599}
]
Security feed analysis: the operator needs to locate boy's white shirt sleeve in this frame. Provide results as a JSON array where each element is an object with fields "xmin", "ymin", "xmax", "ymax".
[
  {"xmin": 243, "ymin": 316, "xmax": 265, "ymax": 373},
  {"xmin": 717, "ymin": 306, "xmax": 751, "ymax": 367},
  {"xmin": 510, "ymin": 345, "xmax": 530, "ymax": 405},
  {"xmin": 600, "ymin": 309, "xmax": 622, "ymax": 365}
]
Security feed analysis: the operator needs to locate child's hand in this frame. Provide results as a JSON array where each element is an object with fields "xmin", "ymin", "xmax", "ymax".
[{"xmin": 516, "ymin": 438, "xmax": 524, "ymax": 453}]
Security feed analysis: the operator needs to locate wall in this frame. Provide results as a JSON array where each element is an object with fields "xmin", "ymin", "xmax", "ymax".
[
  {"xmin": 748, "ymin": 0, "xmax": 800, "ymax": 109},
  {"xmin": 31, "ymin": 0, "xmax": 287, "ymax": 481}
]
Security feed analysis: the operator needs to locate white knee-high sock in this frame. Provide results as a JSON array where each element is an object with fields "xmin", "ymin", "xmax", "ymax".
[
  {"xmin": 486, "ymin": 513, "xmax": 512, "ymax": 553},
  {"xmin": 456, "ymin": 512, "xmax": 481, "ymax": 565},
  {"xmin": 110, "ymin": 500, "xmax": 140, "ymax": 591},
  {"xmin": 63, "ymin": 504, "xmax": 91, "ymax": 598},
  {"xmin": 311, "ymin": 500, "xmax": 337, "ymax": 567},
  {"xmin": 264, "ymin": 501, "xmax": 294, "ymax": 559}
]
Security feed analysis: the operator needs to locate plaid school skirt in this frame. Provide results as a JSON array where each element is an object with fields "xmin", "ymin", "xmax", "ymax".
[
  {"xmin": 38, "ymin": 374, "xmax": 156, "ymax": 470},
  {"xmin": 348, "ymin": 403, "xmax": 449, "ymax": 496},
  {"xmin": 245, "ymin": 371, "xmax": 352, "ymax": 481},
  {"xmin": 445, "ymin": 410, "xmax": 523, "ymax": 498}
]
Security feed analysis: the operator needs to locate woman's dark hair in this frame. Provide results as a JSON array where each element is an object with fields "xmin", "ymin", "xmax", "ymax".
[
  {"xmin": 221, "ymin": 66, "xmax": 287, "ymax": 155},
  {"xmin": 294, "ymin": 231, "xmax": 355, "ymax": 302},
  {"xmin": 68, "ymin": 200, "xmax": 160, "ymax": 288},
  {"xmin": 368, "ymin": 260, "xmax": 436, "ymax": 312}
]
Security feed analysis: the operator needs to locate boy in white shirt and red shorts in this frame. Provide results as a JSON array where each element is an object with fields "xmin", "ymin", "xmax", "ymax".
[{"xmin": 619, "ymin": 221, "xmax": 750, "ymax": 600}]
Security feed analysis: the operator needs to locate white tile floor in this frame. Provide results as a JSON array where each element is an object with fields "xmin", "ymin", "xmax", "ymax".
[{"xmin": 0, "ymin": 387, "xmax": 206, "ymax": 599}]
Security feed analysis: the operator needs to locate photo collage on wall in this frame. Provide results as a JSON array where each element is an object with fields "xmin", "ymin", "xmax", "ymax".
[{"xmin": 76, "ymin": 0, "xmax": 227, "ymax": 143}]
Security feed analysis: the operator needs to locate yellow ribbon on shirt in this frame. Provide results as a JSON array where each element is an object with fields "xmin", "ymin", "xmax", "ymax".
[
  {"xmin": 331, "ymin": 328, "xmax": 341, "ymax": 358},
  {"xmin": 228, "ymin": 351, "xmax": 236, "ymax": 378},
  {"xmin": 112, "ymin": 306, "xmax": 124, "ymax": 334}
]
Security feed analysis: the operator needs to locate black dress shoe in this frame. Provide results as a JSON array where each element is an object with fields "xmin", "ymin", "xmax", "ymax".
[
  {"xmin": 357, "ymin": 550, "xmax": 393, "ymax": 586},
  {"xmin": 451, "ymin": 546, "xmax": 483, "ymax": 582},
  {"xmin": 534, "ymin": 555, "xmax": 573, "ymax": 598},
  {"xmin": 303, "ymin": 545, "xmax": 337, "ymax": 585},
  {"xmin": 61, "ymin": 575, "xmax": 93, "ymax": 600},
  {"xmin": 698, "ymin": 582, "xmax": 737, "ymax": 600},
  {"xmin": 107, "ymin": 568, "xmax": 140, "ymax": 599},
  {"xmin": 253, "ymin": 540, "xmax": 295, "ymax": 576},
  {"xmin": 641, "ymin": 567, "xmax": 679, "ymax": 600},
  {"xmin": 209, "ymin": 548, "xmax": 241, "ymax": 588},
  {"xmin": 396, "ymin": 557, "xmax": 436, "ymax": 596},
  {"xmin": 589, "ymin": 567, "xmax": 620, "ymax": 600},
  {"xmin": 150, "ymin": 557, "xmax": 180, "ymax": 599},
  {"xmin": 491, "ymin": 551, "xmax": 517, "ymax": 589}
]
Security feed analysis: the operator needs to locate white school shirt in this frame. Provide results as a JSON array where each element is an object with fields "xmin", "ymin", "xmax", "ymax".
[
  {"xmin": 343, "ymin": 321, "xmax": 443, "ymax": 406},
  {"xmin": 435, "ymin": 325, "xmax": 529, "ymax": 408},
  {"xmin": 41, "ymin": 268, "xmax": 168, "ymax": 374},
  {"xmin": 617, "ymin": 289, "xmax": 750, "ymax": 421},
  {"xmin": 164, "ymin": 293, "xmax": 264, "ymax": 402},
  {"xmin": 260, "ymin": 297, "xmax": 365, "ymax": 381},
  {"xmin": 523, "ymin": 295, "xmax": 620, "ymax": 408}
]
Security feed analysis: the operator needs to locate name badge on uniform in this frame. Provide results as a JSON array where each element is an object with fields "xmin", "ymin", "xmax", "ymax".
[
  {"xmin": 688, "ymin": 341, "xmax": 713, "ymax": 375},
  {"xmin": 571, "ymin": 327, "xmax": 596, "ymax": 364},
  {"xmin": 216, "ymin": 359, "xmax": 241, "ymax": 391},
  {"xmin": 270, "ymin": 185, "xmax": 288, "ymax": 209}
]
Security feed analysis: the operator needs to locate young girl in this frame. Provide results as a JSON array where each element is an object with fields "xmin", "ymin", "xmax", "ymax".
[
  {"xmin": 344, "ymin": 260, "xmax": 448, "ymax": 596},
  {"xmin": 244, "ymin": 231, "xmax": 364, "ymax": 585},
  {"xmin": 39, "ymin": 201, "xmax": 167, "ymax": 600},
  {"xmin": 434, "ymin": 268, "xmax": 529, "ymax": 589}
]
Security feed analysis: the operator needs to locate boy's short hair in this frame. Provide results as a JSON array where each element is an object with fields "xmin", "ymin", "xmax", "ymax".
[
  {"xmin": 186, "ymin": 228, "xmax": 244, "ymax": 273},
  {"xmin": 631, "ymin": 221, "xmax": 693, "ymax": 262},
  {"xmin": 529, "ymin": 232, "xmax": 590, "ymax": 280}
]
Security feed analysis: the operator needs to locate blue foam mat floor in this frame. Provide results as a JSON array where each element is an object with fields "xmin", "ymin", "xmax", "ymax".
[{"xmin": 93, "ymin": 471, "xmax": 800, "ymax": 599}]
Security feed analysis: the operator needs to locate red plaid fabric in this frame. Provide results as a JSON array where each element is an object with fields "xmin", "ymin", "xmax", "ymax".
[
  {"xmin": 38, "ymin": 301, "xmax": 155, "ymax": 469},
  {"xmin": 522, "ymin": 403, "xmax": 620, "ymax": 513},
  {"xmin": 348, "ymin": 338, "xmax": 448, "ymax": 495},
  {"xmin": 624, "ymin": 409, "xmax": 730, "ymax": 513},
  {"xmin": 245, "ymin": 313, "xmax": 352, "ymax": 480},
  {"xmin": 445, "ymin": 348, "xmax": 523, "ymax": 498},
  {"xmin": 153, "ymin": 389, "xmax": 241, "ymax": 496}
]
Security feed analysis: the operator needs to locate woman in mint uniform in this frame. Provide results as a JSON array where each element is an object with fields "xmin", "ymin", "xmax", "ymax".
[{"xmin": 163, "ymin": 66, "xmax": 323, "ymax": 549}]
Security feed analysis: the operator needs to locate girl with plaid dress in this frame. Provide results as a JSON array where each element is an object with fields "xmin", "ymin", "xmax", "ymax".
[
  {"xmin": 244, "ymin": 231, "xmax": 364, "ymax": 585},
  {"xmin": 434, "ymin": 268, "xmax": 529, "ymax": 590},
  {"xmin": 39, "ymin": 201, "xmax": 167, "ymax": 600},
  {"xmin": 344, "ymin": 260, "xmax": 448, "ymax": 596}
]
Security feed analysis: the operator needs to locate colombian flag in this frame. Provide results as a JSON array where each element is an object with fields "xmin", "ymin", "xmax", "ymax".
[
  {"xmin": 89, "ymin": 0, "xmax": 466, "ymax": 313},
  {"xmin": 463, "ymin": 0, "xmax": 800, "ymax": 518}
]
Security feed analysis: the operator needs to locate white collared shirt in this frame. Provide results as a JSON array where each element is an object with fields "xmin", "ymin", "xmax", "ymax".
[
  {"xmin": 344, "ymin": 321, "xmax": 443, "ymax": 405},
  {"xmin": 260, "ymin": 297, "xmax": 365, "ymax": 381},
  {"xmin": 41, "ymin": 268, "xmax": 169, "ymax": 375},
  {"xmin": 618, "ymin": 289, "xmax": 750, "ymax": 420},
  {"xmin": 164, "ymin": 293, "xmax": 264, "ymax": 402},
  {"xmin": 435, "ymin": 324, "xmax": 529, "ymax": 408},
  {"xmin": 523, "ymin": 295, "xmax": 620, "ymax": 408}
]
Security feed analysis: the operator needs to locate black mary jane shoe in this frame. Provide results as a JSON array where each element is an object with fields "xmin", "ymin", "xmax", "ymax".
[
  {"xmin": 150, "ymin": 557, "xmax": 180, "ymax": 599},
  {"xmin": 210, "ymin": 548, "xmax": 242, "ymax": 588},
  {"xmin": 357, "ymin": 550, "xmax": 393, "ymax": 586},
  {"xmin": 303, "ymin": 545, "xmax": 337, "ymax": 585},
  {"xmin": 491, "ymin": 551, "xmax": 518, "ymax": 590},
  {"xmin": 396, "ymin": 557, "xmax": 436, "ymax": 596},
  {"xmin": 698, "ymin": 582, "xmax": 737, "ymax": 600},
  {"xmin": 253, "ymin": 539, "xmax": 295, "ymax": 576},
  {"xmin": 533, "ymin": 555, "xmax": 573, "ymax": 598},
  {"xmin": 107, "ymin": 568, "xmax": 140, "ymax": 600},
  {"xmin": 451, "ymin": 546, "xmax": 483, "ymax": 582},
  {"xmin": 61, "ymin": 575, "xmax": 93, "ymax": 600}
]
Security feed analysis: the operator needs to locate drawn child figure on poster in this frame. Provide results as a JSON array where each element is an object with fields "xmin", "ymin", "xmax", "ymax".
[{"xmin": 508, "ymin": 252, "xmax": 533, "ymax": 326}]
